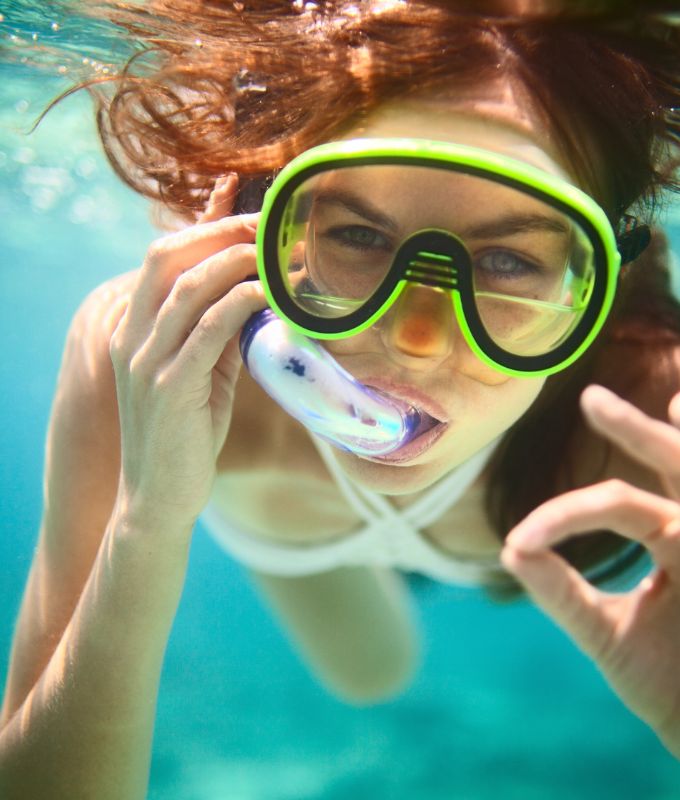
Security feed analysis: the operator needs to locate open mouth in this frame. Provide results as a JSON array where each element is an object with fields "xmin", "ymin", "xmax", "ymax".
[
  {"xmin": 363, "ymin": 386, "xmax": 449, "ymax": 464},
  {"xmin": 371, "ymin": 412, "xmax": 448, "ymax": 464}
]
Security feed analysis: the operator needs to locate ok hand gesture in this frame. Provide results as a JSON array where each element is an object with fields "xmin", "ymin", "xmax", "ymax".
[{"xmin": 502, "ymin": 384, "xmax": 680, "ymax": 759}]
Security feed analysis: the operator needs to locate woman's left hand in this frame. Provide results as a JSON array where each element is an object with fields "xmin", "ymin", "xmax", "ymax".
[{"xmin": 501, "ymin": 384, "xmax": 680, "ymax": 759}]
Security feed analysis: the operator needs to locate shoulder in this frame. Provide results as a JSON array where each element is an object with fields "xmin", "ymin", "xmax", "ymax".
[
  {"xmin": 66, "ymin": 271, "xmax": 137, "ymax": 360},
  {"xmin": 51, "ymin": 271, "xmax": 138, "ymax": 448},
  {"xmin": 38, "ymin": 272, "xmax": 141, "ymax": 553},
  {"xmin": 60, "ymin": 271, "xmax": 137, "ymax": 390}
]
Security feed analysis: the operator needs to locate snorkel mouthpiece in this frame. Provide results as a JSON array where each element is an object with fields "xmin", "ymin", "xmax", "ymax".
[{"xmin": 239, "ymin": 309, "xmax": 426, "ymax": 456}]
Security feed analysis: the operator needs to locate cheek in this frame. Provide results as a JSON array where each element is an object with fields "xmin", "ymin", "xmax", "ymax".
[
  {"xmin": 433, "ymin": 374, "xmax": 545, "ymax": 468},
  {"xmin": 440, "ymin": 328, "xmax": 521, "ymax": 386},
  {"xmin": 449, "ymin": 337, "xmax": 510, "ymax": 386},
  {"xmin": 466, "ymin": 374, "xmax": 547, "ymax": 435}
]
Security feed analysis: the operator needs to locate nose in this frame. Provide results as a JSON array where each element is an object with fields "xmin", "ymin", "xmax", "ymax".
[{"xmin": 378, "ymin": 284, "xmax": 456, "ymax": 363}]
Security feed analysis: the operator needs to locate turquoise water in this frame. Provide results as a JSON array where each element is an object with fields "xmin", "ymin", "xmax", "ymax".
[{"xmin": 2, "ymin": 70, "xmax": 680, "ymax": 798}]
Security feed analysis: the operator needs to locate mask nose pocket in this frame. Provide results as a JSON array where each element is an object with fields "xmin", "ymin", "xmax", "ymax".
[
  {"xmin": 380, "ymin": 284, "xmax": 455, "ymax": 358},
  {"xmin": 376, "ymin": 229, "xmax": 472, "ymax": 359}
]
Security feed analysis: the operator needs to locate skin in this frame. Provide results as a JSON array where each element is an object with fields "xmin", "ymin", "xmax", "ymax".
[
  {"xmin": 320, "ymin": 98, "xmax": 553, "ymax": 496},
  {"xmin": 1, "ymin": 75, "xmax": 680, "ymax": 799}
]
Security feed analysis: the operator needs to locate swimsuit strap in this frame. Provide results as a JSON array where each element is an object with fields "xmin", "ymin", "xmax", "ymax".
[
  {"xmin": 401, "ymin": 439, "xmax": 498, "ymax": 528},
  {"xmin": 311, "ymin": 438, "xmax": 390, "ymax": 523}
]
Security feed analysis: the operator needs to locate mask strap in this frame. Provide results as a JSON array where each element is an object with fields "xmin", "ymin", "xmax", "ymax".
[
  {"xmin": 234, "ymin": 173, "xmax": 276, "ymax": 214},
  {"xmin": 616, "ymin": 214, "xmax": 651, "ymax": 265}
]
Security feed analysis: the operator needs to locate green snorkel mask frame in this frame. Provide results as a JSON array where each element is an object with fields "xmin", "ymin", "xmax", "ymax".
[{"xmin": 255, "ymin": 138, "xmax": 646, "ymax": 377}]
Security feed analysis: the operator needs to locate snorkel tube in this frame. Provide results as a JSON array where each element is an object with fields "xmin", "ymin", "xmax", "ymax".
[{"xmin": 239, "ymin": 309, "xmax": 434, "ymax": 456}]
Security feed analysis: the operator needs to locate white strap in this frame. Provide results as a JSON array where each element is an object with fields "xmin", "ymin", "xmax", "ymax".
[
  {"xmin": 402, "ymin": 439, "xmax": 498, "ymax": 528},
  {"xmin": 311, "ymin": 438, "xmax": 390, "ymax": 523},
  {"xmin": 310, "ymin": 435, "xmax": 499, "ymax": 533}
]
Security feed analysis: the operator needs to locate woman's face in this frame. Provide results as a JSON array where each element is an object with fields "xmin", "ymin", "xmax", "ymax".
[{"xmin": 312, "ymin": 79, "xmax": 578, "ymax": 495}]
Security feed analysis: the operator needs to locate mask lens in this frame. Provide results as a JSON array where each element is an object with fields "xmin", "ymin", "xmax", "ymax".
[
  {"xmin": 469, "ymin": 191, "xmax": 596, "ymax": 357},
  {"xmin": 277, "ymin": 165, "xmax": 401, "ymax": 319},
  {"xmin": 273, "ymin": 163, "xmax": 598, "ymax": 358}
]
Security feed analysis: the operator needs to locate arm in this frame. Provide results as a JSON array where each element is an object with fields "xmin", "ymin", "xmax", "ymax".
[
  {"xmin": 0, "ymin": 277, "xmax": 189, "ymax": 800},
  {"xmin": 251, "ymin": 566, "xmax": 420, "ymax": 705},
  {"xmin": 0, "ymin": 209, "xmax": 266, "ymax": 799}
]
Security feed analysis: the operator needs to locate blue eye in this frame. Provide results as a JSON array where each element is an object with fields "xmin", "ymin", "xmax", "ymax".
[
  {"xmin": 475, "ymin": 250, "xmax": 538, "ymax": 278},
  {"xmin": 325, "ymin": 225, "xmax": 392, "ymax": 251}
]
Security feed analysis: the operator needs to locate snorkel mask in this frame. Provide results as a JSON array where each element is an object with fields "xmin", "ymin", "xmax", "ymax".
[{"xmin": 240, "ymin": 138, "xmax": 648, "ymax": 455}]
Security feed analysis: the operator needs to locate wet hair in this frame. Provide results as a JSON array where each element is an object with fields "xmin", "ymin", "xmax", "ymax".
[
  {"xmin": 35, "ymin": 1, "xmax": 680, "ymax": 219},
  {"xmin": 30, "ymin": 0, "xmax": 680, "ymax": 594}
]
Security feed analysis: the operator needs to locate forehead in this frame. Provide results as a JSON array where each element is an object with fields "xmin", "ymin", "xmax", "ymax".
[
  {"xmin": 341, "ymin": 76, "xmax": 573, "ymax": 183},
  {"xmin": 309, "ymin": 163, "xmax": 574, "ymax": 243}
]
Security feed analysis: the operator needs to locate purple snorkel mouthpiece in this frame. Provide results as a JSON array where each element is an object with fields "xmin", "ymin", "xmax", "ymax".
[{"xmin": 239, "ymin": 309, "xmax": 426, "ymax": 456}]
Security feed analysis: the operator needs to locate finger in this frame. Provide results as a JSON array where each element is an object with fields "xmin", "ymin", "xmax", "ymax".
[
  {"xmin": 140, "ymin": 243, "xmax": 258, "ymax": 365},
  {"xmin": 123, "ymin": 213, "xmax": 259, "ymax": 339},
  {"xmin": 669, "ymin": 391, "xmax": 680, "ymax": 428},
  {"xmin": 166, "ymin": 278, "xmax": 267, "ymax": 385},
  {"xmin": 500, "ymin": 546, "xmax": 620, "ymax": 662},
  {"xmin": 197, "ymin": 174, "xmax": 238, "ymax": 224},
  {"xmin": 581, "ymin": 385, "xmax": 680, "ymax": 492},
  {"xmin": 505, "ymin": 480, "xmax": 680, "ymax": 583}
]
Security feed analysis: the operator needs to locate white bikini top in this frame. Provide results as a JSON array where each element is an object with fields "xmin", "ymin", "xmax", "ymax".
[{"xmin": 201, "ymin": 436, "xmax": 505, "ymax": 586}]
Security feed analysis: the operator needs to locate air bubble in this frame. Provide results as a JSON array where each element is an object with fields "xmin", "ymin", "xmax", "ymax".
[
  {"xmin": 31, "ymin": 187, "xmax": 58, "ymax": 212},
  {"xmin": 13, "ymin": 147, "xmax": 35, "ymax": 165},
  {"xmin": 70, "ymin": 195, "xmax": 97, "ymax": 224},
  {"xmin": 76, "ymin": 157, "xmax": 97, "ymax": 178}
]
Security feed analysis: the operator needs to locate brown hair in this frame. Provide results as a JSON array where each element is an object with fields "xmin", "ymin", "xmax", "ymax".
[
  {"xmin": 29, "ymin": 0, "xmax": 680, "ymax": 593},
  {"xmin": 34, "ymin": 1, "xmax": 680, "ymax": 219}
]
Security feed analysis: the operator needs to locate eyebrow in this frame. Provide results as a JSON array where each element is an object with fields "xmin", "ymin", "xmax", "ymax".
[
  {"xmin": 463, "ymin": 214, "xmax": 571, "ymax": 240},
  {"xmin": 311, "ymin": 188, "xmax": 571, "ymax": 239},
  {"xmin": 311, "ymin": 189, "xmax": 400, "ymax": 233}
]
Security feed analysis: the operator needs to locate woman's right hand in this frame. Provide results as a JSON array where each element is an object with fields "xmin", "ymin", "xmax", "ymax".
[{"xmin": 109, "ymin": 184, "xmax": 267, "ymax": 531}]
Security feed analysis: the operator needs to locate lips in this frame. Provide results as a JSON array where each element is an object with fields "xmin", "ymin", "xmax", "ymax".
[
  {"xmin": 363, "ymin": 378, "xmax": 450, "ymax": 424},
  {"xmin": 369, "ymin": 417, "xmax": 448, "ymax": 464},
  {"xmin": 362, "ymin": 379, "xmax": 449, "ymax": 464}
]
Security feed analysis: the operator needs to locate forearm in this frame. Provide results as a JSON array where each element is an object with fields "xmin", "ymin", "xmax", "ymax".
[{"xmin": 0, "ymin": 508, "xmax": 193, "ymax": 800}]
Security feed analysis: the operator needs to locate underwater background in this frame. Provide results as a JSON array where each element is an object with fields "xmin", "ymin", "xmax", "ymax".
[{"xmin": 2, "ymin": 17, "xmax": 680, "ymax": 800}]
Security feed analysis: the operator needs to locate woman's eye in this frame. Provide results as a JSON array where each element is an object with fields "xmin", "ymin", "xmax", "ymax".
[
  {"xmin": 323, "ymin": 225, "xmax": 392, "ymax": 251},
  {"xmin": 475, "ymin": 250, "xmax": 539, "ymax": 278}
]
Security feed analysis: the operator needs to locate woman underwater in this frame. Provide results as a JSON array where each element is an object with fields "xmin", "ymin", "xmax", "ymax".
[{"xmin": 2, "ymin": 1, "xmax": 680, "ymax": 797}]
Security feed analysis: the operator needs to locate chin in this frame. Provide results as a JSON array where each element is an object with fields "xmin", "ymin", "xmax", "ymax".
[{"xmin": 333, "ymin": 449, "xmax": 452, "ymax": 496}]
